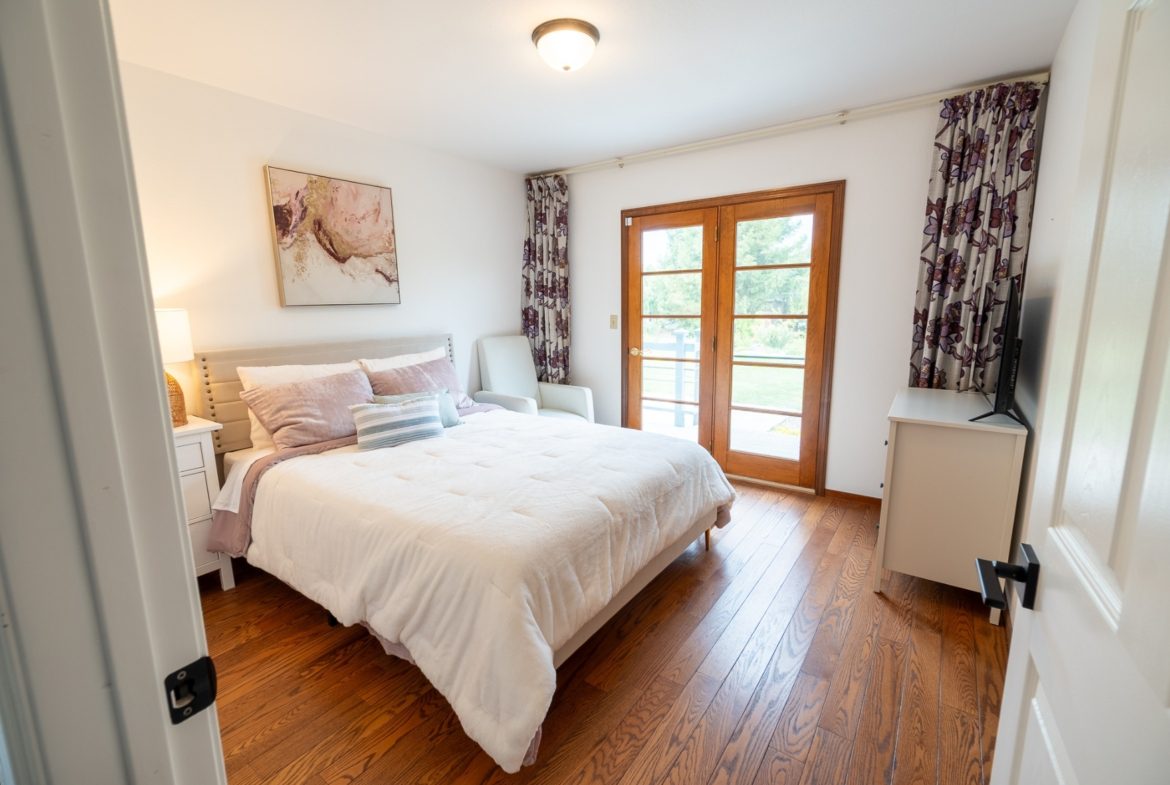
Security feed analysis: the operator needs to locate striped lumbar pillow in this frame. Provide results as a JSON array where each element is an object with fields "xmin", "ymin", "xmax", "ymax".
[
  {"xmin": 374, "ymin": 390, "xmax": 460, "ymax": 428},
  {"xmin": 349, "ymin": 397, "xmax": 444, "ymax": 450}
]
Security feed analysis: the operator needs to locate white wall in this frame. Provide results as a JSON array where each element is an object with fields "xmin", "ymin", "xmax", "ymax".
[
  {"xmin": 120, "ymin": 64, "xmax": 525, "ymax": 406},
  {"xmin": 569, "ymin": 108, "xmax": 937, "ymax": 496}
]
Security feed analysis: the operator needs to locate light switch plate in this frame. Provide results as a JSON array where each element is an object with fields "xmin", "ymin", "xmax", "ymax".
[{"xmin": 609, "ymin": 314, "xmax": 618, "ymax": 330}]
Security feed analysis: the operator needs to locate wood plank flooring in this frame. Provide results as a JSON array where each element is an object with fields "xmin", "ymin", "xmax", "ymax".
[{"xmin": 198, "ymin": 482, "xmax": 1010, "ymax": 785}]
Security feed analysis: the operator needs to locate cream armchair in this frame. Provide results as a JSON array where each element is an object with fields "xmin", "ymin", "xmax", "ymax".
[{"xmin": 473, "ymin": 336, "xmax": 595, "ymax": 422}]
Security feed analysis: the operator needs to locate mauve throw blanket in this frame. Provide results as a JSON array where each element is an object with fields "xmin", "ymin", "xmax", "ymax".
[{"xmin": 207, "ymin": 434, "xmax": 356, "ymax": 556}]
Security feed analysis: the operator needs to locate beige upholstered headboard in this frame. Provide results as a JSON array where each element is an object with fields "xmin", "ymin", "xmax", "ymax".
[{"xmin": 196, "ymin": 334, "xmax": 455, "ymax": 455}]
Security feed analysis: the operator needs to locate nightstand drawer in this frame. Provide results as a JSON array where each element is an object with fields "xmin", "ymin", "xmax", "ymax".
[
  {"xmin": 180, "ymin": 472, "xmax": 212, "ymax": 522},
  {"xmin": 172, "ymin": 417, "xmax": 234, "ymax": 591},
  {"xmin": 187, "ymin": 518, "xmax": 220, "ymax": 570},
  {"xmin": 175, "ymin": 442, "xmax": 205, "ymax": 473}
]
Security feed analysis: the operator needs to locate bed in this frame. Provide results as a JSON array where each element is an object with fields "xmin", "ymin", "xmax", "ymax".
[{"xmin": 197, "ymin": 334, "xmax": 735, "ymax": 772}]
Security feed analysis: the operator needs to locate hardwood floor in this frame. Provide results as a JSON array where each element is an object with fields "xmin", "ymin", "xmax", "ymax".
[{"xmin": 199, "ymin": 482, "xmax": 1010, "ymax": 785}]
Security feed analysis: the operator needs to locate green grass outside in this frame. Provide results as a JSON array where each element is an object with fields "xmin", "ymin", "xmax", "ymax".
[{"xmin": 642, "ymin": 363, "xmax": 803, "ymax": 412}]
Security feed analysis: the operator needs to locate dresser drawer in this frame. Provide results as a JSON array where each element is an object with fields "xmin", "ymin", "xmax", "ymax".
[
  {"xmin": 180, "ymin": 472, "xmax": 212, "ymax": 522},
  {"xmin": 187, "ymin": 518, "xmax": 220, "ymax": 571},
  {"xmin": 175, "ymin": 441, "xmax": 205, "ymax": 473}
]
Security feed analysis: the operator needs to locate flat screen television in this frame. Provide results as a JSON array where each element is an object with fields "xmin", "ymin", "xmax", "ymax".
[{"xmin": 971, "ymin": 278, "xmax": 1024, "ymax": 425}]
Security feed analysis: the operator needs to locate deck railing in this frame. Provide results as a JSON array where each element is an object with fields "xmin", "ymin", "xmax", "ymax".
[{"xmin": 643, "ymin": 329, "xmax": 801, "ymax": 428}]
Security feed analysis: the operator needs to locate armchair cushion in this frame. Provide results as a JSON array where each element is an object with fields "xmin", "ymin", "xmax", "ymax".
[
  {"xmin": 537, "ymin": 382, "xmax": 595, "ymax": 423},
  {"xmin": 538, "ymin": 408, "xmax": 587, "ymax": 421},
  {"xmin": 472, "ymin": 390, "xmax": 538, "ymax": 415}
]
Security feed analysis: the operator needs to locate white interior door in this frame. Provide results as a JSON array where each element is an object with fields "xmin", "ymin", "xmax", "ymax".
[
  {"xmin": 992, "ymin": 2, "xmax": 1170, "ymax": 783},
  {"xmin": 0, "ymin": 0, "xmax": 226, "ymax": 782}
]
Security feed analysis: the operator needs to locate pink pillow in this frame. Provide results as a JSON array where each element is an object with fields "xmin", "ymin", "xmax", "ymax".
[
  {"xmin": 239, "ymin": 369, "xmax": 373, "ymax": 450},
  {"xmin": 365, "ymin": 357, "xmax": 472, "ymax": 407}
]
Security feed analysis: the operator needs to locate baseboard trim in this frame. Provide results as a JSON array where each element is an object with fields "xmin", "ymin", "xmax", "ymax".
[
  {"xmin": 725, "ymin": 474, "xmax": 816, "ymax": 495},
  {"xmin": 725, "ymin": 478, "xmax": 881, "ymax": 507},
  {"xmin": 824, "ymin": 488, "xmax": 882, "ymax": 506}
]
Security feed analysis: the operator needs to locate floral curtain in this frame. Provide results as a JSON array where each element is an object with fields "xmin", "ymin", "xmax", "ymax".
[
  {"xmin": 522, "ymin": 174, "xmax": 570, "ymax": 383},
  {"xmin": 909, "ymin": 81, "xmax": 1045, "ymax": 391}
]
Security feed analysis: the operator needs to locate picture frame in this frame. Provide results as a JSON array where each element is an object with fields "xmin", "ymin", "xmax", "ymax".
[{"xmin": 264, "ymin": 165, "xmax": 401, "ymax": 306}]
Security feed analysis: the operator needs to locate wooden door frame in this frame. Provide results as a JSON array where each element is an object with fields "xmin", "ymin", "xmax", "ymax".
[{"xmin": 620, "ymin": 181, "xmax": 845, "ymax": 495}]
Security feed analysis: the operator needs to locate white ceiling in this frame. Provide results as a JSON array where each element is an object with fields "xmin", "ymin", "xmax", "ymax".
[{"xmin": 109, "ymin": 0, "xmax": 1076, "ymax": 174}]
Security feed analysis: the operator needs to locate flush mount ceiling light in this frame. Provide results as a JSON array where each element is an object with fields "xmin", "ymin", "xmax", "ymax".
[{"xmin": 531, "ymin": 18, "xmax": 600, "ymax": 72}]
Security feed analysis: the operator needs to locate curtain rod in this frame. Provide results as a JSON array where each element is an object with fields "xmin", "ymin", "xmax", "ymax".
[{"xmin": 530, "ymin": 70, "xmax": 1050, "ymax": 178}]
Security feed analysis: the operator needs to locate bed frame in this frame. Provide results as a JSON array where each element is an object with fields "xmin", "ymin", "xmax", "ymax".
[{"xmin": 194, "ymin": 333, "xmax": 716, "ymax": 668}]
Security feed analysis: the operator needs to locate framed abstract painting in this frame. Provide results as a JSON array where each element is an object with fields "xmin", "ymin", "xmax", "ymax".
[{"xmin": 264, "ymin": 165, "xmax": 401, "ymax": 305}]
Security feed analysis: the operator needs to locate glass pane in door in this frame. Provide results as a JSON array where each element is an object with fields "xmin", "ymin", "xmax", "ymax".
[
  {"xmin": 734, "ymin": 268, "xmax": 810, "ymax": 314},
  {"xmin": 733, "ymin": 318, "xmax": 807, "ymax": 363},
  {"xmin": 639, "ymin": 223, "xmax": 706, "ymax": 443},
  {"xmin": 642, "ymin": 360, "xmax": 699, "ymax": 402},
  {"xmin": 643, "ymin": 272, "xmax": 702, "ymax": 315},
  {"xmin": 729, "ymin": 411, "xmax": 801, "ymax": 459},
  {"xmin": 727, "ymin": 211, "xmax": 813, "ymax": 461},
  {"xmin": 643, "ymin": 318, "xmax": 701, "ymax": 359},
  {"xmin": 731, "ymin": 365, "xmax": 804, "ymax": 412},
  {"xmin": 735, "ymin": 214, "xmax": 813, "ymax": 266},
  {"xmin": 642, "ymin": 226, "xmax": 703, "ymax": 271},
  {"xmin": 641, "ymin": 402, "xmax": 700, "ymax": 441}
]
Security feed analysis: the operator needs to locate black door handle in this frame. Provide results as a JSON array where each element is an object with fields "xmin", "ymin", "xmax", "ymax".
[{"xmin": 976, "ymin": 543, "xmax": 1040, "ymax": 610}]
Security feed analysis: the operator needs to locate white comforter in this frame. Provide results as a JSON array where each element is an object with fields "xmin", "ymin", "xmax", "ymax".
[{"xmin": 245, "ymin": 410, "xmax": 735, "ymax": 772}]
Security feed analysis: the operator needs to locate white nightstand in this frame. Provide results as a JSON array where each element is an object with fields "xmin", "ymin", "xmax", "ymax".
[{"xmin": 173, "ymin": 416, "xmax": 235, "ymax": 590}]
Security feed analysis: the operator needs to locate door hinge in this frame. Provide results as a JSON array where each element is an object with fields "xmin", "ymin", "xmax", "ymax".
[{"xmin": 165, "ymin": 655, "xmax": 217, "ymax": 724}]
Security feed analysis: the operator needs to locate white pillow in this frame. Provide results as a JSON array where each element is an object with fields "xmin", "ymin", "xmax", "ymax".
[
  {"xmin": 236, "ymin": 361, "xmax": 361, "ymax": 449},
  {"xmin": 358, "ymin": 346, "xmax": 447, "ymax": 375}
]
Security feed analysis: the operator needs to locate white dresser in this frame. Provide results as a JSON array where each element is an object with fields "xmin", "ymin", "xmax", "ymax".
[
  {"xmin": 872, "ymin": 389, "xmax": 1026, "ymax": 621},
  {"xmin": 173, "ymin": 416, "xmax": 234, "ymax": 590}
]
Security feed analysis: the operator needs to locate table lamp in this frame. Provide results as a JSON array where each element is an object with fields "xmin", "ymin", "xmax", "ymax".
[{"xmin": 155, "ymin": 308, "xmax": 193, "ymax": 427}]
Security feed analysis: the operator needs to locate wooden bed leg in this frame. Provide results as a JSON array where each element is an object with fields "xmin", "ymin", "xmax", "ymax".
[{"xmin": 704, "ymin": 528, "xmax": 712, "ymax": 551}]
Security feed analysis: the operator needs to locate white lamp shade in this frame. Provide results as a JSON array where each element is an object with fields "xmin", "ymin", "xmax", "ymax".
[
  {"xmin": 155, "ymin": 308, "xmax": 194, "ymax": 364},
  {"xmin": 533, "ymin": 19, "xmax": 599, "ymax": 72}
]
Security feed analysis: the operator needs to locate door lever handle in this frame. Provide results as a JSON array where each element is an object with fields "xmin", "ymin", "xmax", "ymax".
[{"xmin": 976, "ymin": 543, "xmax": 1040, "ymax": 611}]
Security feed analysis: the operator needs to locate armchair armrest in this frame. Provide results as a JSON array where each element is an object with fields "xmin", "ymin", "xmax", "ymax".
[
  {"xmin": 473, "ymin": 390, "xmax": 538, "ymax": 415},
  {"xmin": 538, "ymin": 382, "xmax": 595, "ymax": 423}
]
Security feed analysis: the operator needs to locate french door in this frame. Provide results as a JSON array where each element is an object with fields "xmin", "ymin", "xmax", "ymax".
[{"xmin": 623, "ymin": 183, "xmax": 843, "ymax": 491}]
